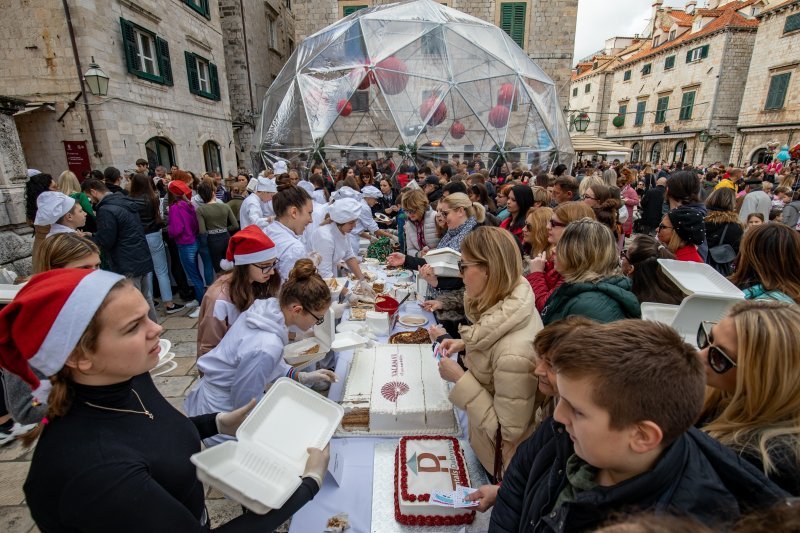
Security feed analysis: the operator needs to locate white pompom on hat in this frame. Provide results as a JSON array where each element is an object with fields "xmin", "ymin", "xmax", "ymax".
[
  {"xmin": 360, "ymin": 185, "xmax": 382, "ymax": 199},
  {"xmin": 272, "ymin": 160, "xmax": 288, "ymax": 174},
  {"xmin": 329, "ymin": 198, "xmax": 362, "ymax": 224},
  {"xmin": 34, "ymin": 192, "xmax": 76, "ymax": 226},
  {"xmin": 220, "ymin": 225, "xmax": 278, "ymax": 270}
]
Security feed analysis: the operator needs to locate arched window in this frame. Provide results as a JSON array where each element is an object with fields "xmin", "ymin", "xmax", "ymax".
[
  {"xmin": 650, "ymin": 142, "xmax": 661, "ymax": 163},
  {"xmin": 631, "ymin": 142, "xmax": 641, "ymax": 162},
  {"xmin": 750, "ymin": 148, "xmax": 771, "ymax": 165},
  {"xmin": 203, "ymin": 140, "xmax": 222, "ymax": 174},
  {"xmin": 145, "ymin": 137, "xmax": 175, "ymax": 170},
  {"xmin": 673, "ymin": 141, "xmax": 687, "ymax": 163}
]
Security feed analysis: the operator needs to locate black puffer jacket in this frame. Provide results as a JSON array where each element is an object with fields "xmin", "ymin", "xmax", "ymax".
[
  {"xmin": 489, "ymin": 419, "xmax": 788, "ymax": 533},
  {"xmin": 93, "ymin": 193, "xmax": 154, "ymax": 277},
  {"xmin": 130, "ymin": 195, "xmax": 162, "ymax": 235}
]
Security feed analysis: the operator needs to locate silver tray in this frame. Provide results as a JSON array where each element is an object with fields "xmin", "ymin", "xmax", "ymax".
[{"xmin": 370, "ymin": 441, "xmax": 492, "ymax": 533}]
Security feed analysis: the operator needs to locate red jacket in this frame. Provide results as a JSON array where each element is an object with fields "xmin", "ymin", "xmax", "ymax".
[
  {"xmin": 526, "ymin": 260, "xmax": 564, "ymax": 312},
  {"xmin": 501, "ymin": 217, "xmax": 525, "ymax": 246},
  {"xmin": 675, "ymin": 245, "xmax": 703, "ymax": 263}
]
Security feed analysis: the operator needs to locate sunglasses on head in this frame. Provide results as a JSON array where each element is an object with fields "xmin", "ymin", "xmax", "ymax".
[{"xmin": 697, "ymin": 321, "xmax": 737, "ymax": 374}]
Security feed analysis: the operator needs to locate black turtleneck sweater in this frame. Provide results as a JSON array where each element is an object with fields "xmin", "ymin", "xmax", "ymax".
[{"xmin": 24, "ymin": 372, "xmax": 319, "ymax": 532}]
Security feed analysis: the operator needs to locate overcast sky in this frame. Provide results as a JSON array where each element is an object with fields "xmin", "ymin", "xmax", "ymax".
[{"xmin": 574, "ymin": 0, "xmax": 694, "ymax": 64}]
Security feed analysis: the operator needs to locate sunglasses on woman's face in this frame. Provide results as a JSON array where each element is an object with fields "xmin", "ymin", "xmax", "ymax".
[
  {"xmin": 549, "ymin": 218, "xmax": 568, "ymax": 228},
  {"xmin": 525, "ymin": 222, "xmax": 533, "ymax": 231},
  {"xmin": 697, "ymin": 321, "xmax": 737, "ymax": 374},
  {"xmin": 457, "ymin": 260, "xmax": 481, "ymax": 274}
]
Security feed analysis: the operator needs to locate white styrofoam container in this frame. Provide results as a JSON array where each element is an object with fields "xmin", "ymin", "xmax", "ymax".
[
  {"xmin": 658, "ymin": 259, "xmax": 744, "ymax": 297},
  {"xmin": 330, "ymin": 331, "xmax": 369, "ymax": 351},
  {"xmin": 191, "ymin": 378, "xmax": 343, "ymax": 514},
  {"xmin": 424, "ymin": 247, "xmax": 461, "ymax": 262},
  {"xmin": 284, "ymin": 307, "xmax": 335, "ymax": 364},
  {"xmin": 642, "ymin": 293, "xmax": 743, "ymax": 345},
  {"xmin": 427, "ymin": 260, "xmax": 461, "ymax": 277}
]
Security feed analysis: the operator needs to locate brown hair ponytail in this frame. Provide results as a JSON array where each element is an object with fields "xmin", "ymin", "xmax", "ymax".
[{"xmin": 279, "ymin": 259, "xmax": 331, "ymax": 312}]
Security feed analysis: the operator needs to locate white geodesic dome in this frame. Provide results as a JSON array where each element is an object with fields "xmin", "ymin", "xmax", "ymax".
[{"xmin": 255, "ymin": 0, "xmax": 574, "ymax": 174}]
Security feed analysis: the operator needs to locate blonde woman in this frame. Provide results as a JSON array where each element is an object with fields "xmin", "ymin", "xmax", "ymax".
[
  {"xmin": 57, "ymin": 171, "xmax": 95, "ymax": 231},
  {"xmin": 33, "ymin": 233, "xmax": 100, "ymax": 274},
  {"xmin": 522, "ymin": 206, "xmax": 552, "ymax": 260},
  {"xmin": 699, "ymin": 300, "xmax": 800, "ymax": 495},
  {"xmin": 401, "ymin": 189, "xmax": 440, "ymax": 258},
  {"xmin": 436, "ymin": 227, "xmax": 543, "ymax": 480},
  {"xmin": 540, "ymin": 218, "xmax": 640, "ymax": 325}
]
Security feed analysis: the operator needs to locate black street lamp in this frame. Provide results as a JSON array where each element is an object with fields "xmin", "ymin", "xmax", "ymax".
[{"xmin": 573, "ymin": 113, "xmax": 590, "ymax": 133}]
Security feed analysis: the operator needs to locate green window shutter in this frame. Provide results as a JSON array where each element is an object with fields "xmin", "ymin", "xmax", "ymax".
[
  {"xmin": 120, "ymin": 18, "xmax": 141, "ymax": 74},
  {"xmin": 680, "ymin": 91, "xmax": 695, "ymax": 120},
  {"xmin": 635, "ymin": 101, "xmax": 646, "ymax": 126},
  {"xmin": 655, "ymin": 96, "xmax": 669, "ymax": 123},
  {"xmin": 617, "ymin": 104, "xmax": 627, "ymax": 126},
  {"xmin": 343, "ymin": 5, "xmax": 367, "ymax": 16},
  {"xmin": 185, "ymin": 51, "xmax": 200, "ymax": 95},
  {"xmin": 785, "ymin": 13, "xmax": 800, "ymax": 33},
  {"xmin": 156, "ymin": 37, "xmax": 173, "ymax": 86},
  {"xmin": 572, "ymin": 87, "xmax": 577, "ymax": 97},
  {"xmin": 202, "ymin": 0, "xmax": 211, "ymax": 18},
  {"xmin": 642, "ymin": 63, "xmax": 651, "ymax": 75},
  {"xmin": 500, "ymin": 3, "xmax": 526, "ymax": 49},
  {"xmin": 765, "ymin": 73, "xmax": 791, "ymax": 110},
  {"xmin": 686, "ymin": 49, "xmax": 692, "ymax": 63},
  {"xmin": 209, "ymin": 62, "xmax": 220, "ymax": 101},
  {"xmin": 700, "ymin": 45, "xmax": 709, "ymax": 59},
  {"xmin": 665, "ymin": 55, "xmax": 675, "ymax": 70}
]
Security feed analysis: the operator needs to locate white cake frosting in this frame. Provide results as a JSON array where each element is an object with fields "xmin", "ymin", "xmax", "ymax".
[{"xmin": 340, "ymin": 345, "xmax": 456, "ymax": 433}]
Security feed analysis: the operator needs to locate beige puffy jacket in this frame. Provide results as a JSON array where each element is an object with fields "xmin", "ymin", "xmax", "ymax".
[{"xmin": 449, "ymin": 277, "xmax": 544, "ymax": 474}]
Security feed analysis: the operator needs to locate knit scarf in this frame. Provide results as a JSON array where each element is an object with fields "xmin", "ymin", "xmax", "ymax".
[
  {"xmin": 437, "ymin": 217, "xmax": 478, "ymax": 252},
  {"xmin": 414, "ymin": 219, "xmax": 427, "ymax": 251}
]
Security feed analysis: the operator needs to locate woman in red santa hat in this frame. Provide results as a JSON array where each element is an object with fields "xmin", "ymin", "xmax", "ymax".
[
  {"xmin": 0, "ymin": 268, "xmax": 329, "ymax": 531},
  {"xmin": 196, "ymin": 225, "xmax": 281, "ymax": 358}
]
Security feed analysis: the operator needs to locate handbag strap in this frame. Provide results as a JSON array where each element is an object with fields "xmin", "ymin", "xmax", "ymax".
[
  {"xmin": 493, "ymin": 425, "xmax": 504, "ymax": 482},
  {"xmin": 718, "ymin": 223, "xmax": 730, "ymax": 246}
]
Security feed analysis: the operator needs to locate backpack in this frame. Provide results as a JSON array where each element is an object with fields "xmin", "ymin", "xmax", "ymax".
[{"xmin": 707, "ymin": 224, "xmax": 736, "ymax": 276}]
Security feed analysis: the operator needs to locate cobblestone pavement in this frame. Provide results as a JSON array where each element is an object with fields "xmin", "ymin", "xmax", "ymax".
[{"xmin": 0, "ymin": 310, "xmax": 289, "ymax": 532}]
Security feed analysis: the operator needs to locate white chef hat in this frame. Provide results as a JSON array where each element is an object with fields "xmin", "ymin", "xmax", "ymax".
[
  {"xmin": 34, "ymin": 192, "xmax": 76, "ymax": 226},
  {"xmin": 329, "ymin": 198, "xmax": 362, "ymax": 224},
  {"xmin": 246, "ymin": 177, "xmax": 259, "ymax": 193},
  {"xmin": 330, "ymin": 186, "xmax": 360, "ymax": 201},
  {"xmin": 361, "ymin": 185, "xmax": 381, "ymax": 199},
  {"xmin": 297, "ymin": 180, "xmax": 315, "ymax": 195},
  {"xmin": 255, "ymin": 177, "xmax": 277, "ymax": 193},
  {"xmin": 272, "ymin": 160, "xmax": 288, "ymax": 174}
]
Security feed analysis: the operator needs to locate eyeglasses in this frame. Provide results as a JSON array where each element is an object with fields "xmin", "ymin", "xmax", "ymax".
[
  {"xmin": 457, "ymin": 260, "xmax": 482, "ymax": 274},
  {"xmin": 306, "ymin": 308, "xmax": 325, "ymax": 326},
  {"xmin": 438, "ymin": 209, "xmax": 451, "ymax": 217},
  {"xmin": 549, "ymin": 218, "xmax": 568, "ymax": 228},
  {"xmin": 582, "ymin": 194, "xmax": 596, "ymax": 201},
  {"xmin": 657, "ymin": 223, "xmax": 673, "ymax": 231},
  {"xmin": 525, "ymin": 222, "xmax": 533, "ymax": 231},
  {"xmin": 697, "ymin": 321, "xmax": 737, "ymax": 374},
  {"xmin": 620, "ymin": 249, "xmax": 629, "ymax": 260},
  {"xmin": 253, "ymin": 262, "xmax": 276, "ymax": 275}
]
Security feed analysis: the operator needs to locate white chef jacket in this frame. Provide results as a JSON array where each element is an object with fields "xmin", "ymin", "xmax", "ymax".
[
  {"xmin": 184, "ymin": 298, "xmax": 291, "ymax": 446},
  {"xmin": 312, "ymin": 222, "xmax": 357, "ymax": 279},
  {"xmin": 311, "ymin": 189, "xmax": 327, "ymax": 204},
  {"xmin": 350, "ymin": 201, "xmax": 379, "ymax": 252},
  {"xmin": 46, "ymin": 223, "xmax": 76, "ymax": 238},
  {"xmin": 265, "ymin": 220, "xmax": 308, "ymax": 282},
  {"xmin": 239, "ymin": 193, "xmax": 274, "ymax": 231},
  {"xmin": 302, "ymin": 202, "xmax": 329, "ymax": 253}
]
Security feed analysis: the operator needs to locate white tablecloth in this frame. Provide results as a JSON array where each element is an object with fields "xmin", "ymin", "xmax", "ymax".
[{"xmin": 288, "ymin": 300, "xmax": 482, "ymax": 533}]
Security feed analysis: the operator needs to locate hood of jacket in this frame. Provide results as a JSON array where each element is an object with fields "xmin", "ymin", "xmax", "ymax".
[
  {"xmin": 461, "ymin": 277, "xmax": 537, "ymax": 352},
  {"xmin": 547, "ymin": 275, "xmax": 641, "ymax": 319},
  {"xmin": 98, "ymin": 192, "xmax": 138, "ymax": 213},
  {"xmin": 705, "ymin": 209, "xmax": 741, "ymax": 225},
  {"xmin": 244, "ymin": 298, "xmax": 290, "ymax": 344}
]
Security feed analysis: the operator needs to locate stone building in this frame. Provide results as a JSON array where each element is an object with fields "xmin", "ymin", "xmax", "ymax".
[
  {"xmin": 601, "ymin": 0, "xmax": 763, "ymax": 166},
  {"xmin": 219, "ymin": 0, "xmax": 296, "ymax": 172},
  {"xmin": 731, "ymin": 0, "xmax": 800, "ymax": 166},
  {"xmin": 292, "ymin": 0, "xmax": 579, "ymax": 109},
  {"xmin": 567, "ymin": 37, "xmax": 645, "ymax": 138},
  {"xmin": 1, "ymin": 0, "xmax": 236, "ymax": 178}
]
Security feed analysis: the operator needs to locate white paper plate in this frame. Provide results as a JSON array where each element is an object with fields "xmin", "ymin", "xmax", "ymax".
[
  {"xmin": 657, "ymin": 259, "xmax": 744, "ymax": 297},
  {"xmin": 398, "ymin": 314, "xmax": 428, "ymax": 327},
  {"xmin": 151, "ymin": 360, "xmax": 177, "ymax": 377},
  {"xmin": 330, "ymin": 331, "xmax": 369, "ymax": 351},
  {"xmin": 158, "ymin": 339, "xmax": 172, "ymax": 359}
]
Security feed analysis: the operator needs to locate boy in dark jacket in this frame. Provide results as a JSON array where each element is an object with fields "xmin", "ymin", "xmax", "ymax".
[{"xmin": 488, "ymin": 320, "xmax": 788, "ymax": 532}]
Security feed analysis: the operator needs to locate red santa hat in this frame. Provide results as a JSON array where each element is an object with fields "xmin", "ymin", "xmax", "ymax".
[
  {"xmin": 0, "ymin": 268, "xmax": 125, "ymax": 402},
  {"xmin": 220, "ymin": 225, "xmax": 277, "ymax": 270}
]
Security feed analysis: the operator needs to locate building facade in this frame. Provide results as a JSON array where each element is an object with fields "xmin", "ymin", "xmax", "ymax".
[
  {"xmin": 219, "ymin": 0, "xmax": 296, "ymax": 172},
  {"xmin": 292, "ymin": 0, "xmax": 579, "ymax": 108},
  {"xmin": 602, "ymin": 0, "xmax": 761, "ymax": 166},
  {"xmin": 2, "ymin": 0, "xmax": 236, "ymax": 178},
  {"xmin": 731, "ymin": 0, "xmax": 800, "ymax": 166}
]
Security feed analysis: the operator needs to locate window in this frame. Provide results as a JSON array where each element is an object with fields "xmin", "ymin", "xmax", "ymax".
[
  {"xmin": 785, "ymin": 13, "xmax": 800, "ymax": 34},
  {"xmin": 572, "ymin": 87, "xmax": 578, "ymax": 97},
  {"xmin": 686, "ymin": 45, "xmax": 709, "ymax": 63},
  {"xmin": 285, "ymin": 0, "xmax": 292, "ymax": 10},
  {"xmin": 634, "ymin": 100, "xmax": 646, "ymax": 126},
  {"xmin": 342, "ymin": 5, "xmax": 367, "ymax": 17},
  {"xmin": 642, "ymin": 63, "xmax": 652, "ymax": 76},
  {"xmin": 623, "ymin": 69, "xmax": 632, "ymax": 81},
  {"xmin": 185, "ymin": 52, "xmax": 220, "ymax": 100},
  {"xmin": 618, "ymin": 104, "xmax": 627, "ymax": 126},
  {"xmin": 584, "ymin": 83, "xmax": 591, "ymax": 93},
  {"xmin": 765, "ymin": 72, "xmax": 791, "ymax": 110},
  {"xmin": 120, "ymin": 18, "xmax": 173, "ymax": 85},
  {"xmin": 499, "ymin": 2, "xmax": 527, "ymax": 49},
  {"xmin": 679, "ymin": 90, "xmax": 696, "ymax": 120},
  {"xmin": 421, "ymin": 26, "xmax": 444, "ymax": 56},
  {"xmin": 655, "ymin": 96, "xmax": 669, "ymax": 123},
  {"xmin": 650, "ymin": 142, "xmax": 662, "ymax": 163},
  {"xmin": 653, "ymin": 35, "xmax": 661, "ymax": 47},
  {"xmin": 185, "ymin": 0, "xmax": 211, "ymax": 19},
  {"xmin": 203, "ymin": 141, "xmax": 222, "ymax": 174},
  {"xmin": 669, "ymin": 30, "xmax": 676, "ymax": 41},
  {"xmin": 288, "ymin": 39, "xmax": 294, "ymax": 56},
  {"xmin": 146, "ymin": 137, "xmax": 175, "ymax": 169},
  {"xmin": 673, "ymin": 141, "xmax": 687, "ymax": 163},
  {"xmin": 268, "ymin": 18, "xmax": 278, "ymax": 50},
  {"xmin": 665, "ymin": 55, "xmax": 675, "ymax": 70},
  {"xmin": 631, "ymin": 142, "xmax": 641, "ymax": 162},
  {"xmin": 350, "ymin": 90, "xmax": 369, "ymax": 112}
]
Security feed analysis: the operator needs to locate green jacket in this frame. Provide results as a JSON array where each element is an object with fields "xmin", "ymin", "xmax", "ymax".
[{"xmin": 541, "ymin": 275, "xmax": 641, "ymax": 325}]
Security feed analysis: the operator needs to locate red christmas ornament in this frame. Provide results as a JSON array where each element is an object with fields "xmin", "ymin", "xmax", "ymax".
[
  {"xmin": 337, "ymin": 99, "xmax": 352, "ymax": 117},
  {"xmin": 497, "ymin": 82, "xmax": 517, "ymax": 107},
  {"xmin": 420, "ymin": 96, "xmax": 447, "ymax": 127},
  {"xmin": 488, "ymin": 104, "xmax": 510, "ymax": 128},
  {"xmin": 373, "ymin": 56, "xmax": 409, "ymax": 95},
  {"xmin": 357, "ymin": 65, "xmax": 372, "ymax": 90},
  {"xmin": 450, "ymin": 120, "xmax": 465, "ymax": 139}
]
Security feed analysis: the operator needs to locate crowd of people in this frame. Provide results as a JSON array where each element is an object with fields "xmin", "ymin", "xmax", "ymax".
[{"xmin": 0, "ymin": 153, "xmax": 798, "ymax": 531}]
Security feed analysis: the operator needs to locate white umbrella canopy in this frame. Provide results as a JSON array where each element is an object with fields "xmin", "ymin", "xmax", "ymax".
[{"xmin": 256, "ymin": 0, "xmax": 574, "ymax": 174}]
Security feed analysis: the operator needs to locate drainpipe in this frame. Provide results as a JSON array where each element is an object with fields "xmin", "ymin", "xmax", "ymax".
[{"xmin": 62, "ymin": 0, "xmax": 102, "ymax": 160}]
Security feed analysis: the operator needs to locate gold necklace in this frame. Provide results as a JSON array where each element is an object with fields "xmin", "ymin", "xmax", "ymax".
[{"xmin": 84, "ymin": 389, "xmax": 154, "ymax": 420}]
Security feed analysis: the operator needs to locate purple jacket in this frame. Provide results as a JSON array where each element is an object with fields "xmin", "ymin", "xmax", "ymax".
[{"xmin": 167, "ymin": 200, "xmax": 199, "ymax": 245}]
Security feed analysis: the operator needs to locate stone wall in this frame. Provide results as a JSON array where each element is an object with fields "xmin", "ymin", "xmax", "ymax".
[{"xmin": 568, "ymin": 72, "xmax": 607, "ymax": 136}]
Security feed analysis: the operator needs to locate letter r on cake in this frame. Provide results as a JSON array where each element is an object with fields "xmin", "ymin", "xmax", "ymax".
[{"xmin": 417, "ymin": 453, "xmax": 449, "ymax": 473}]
